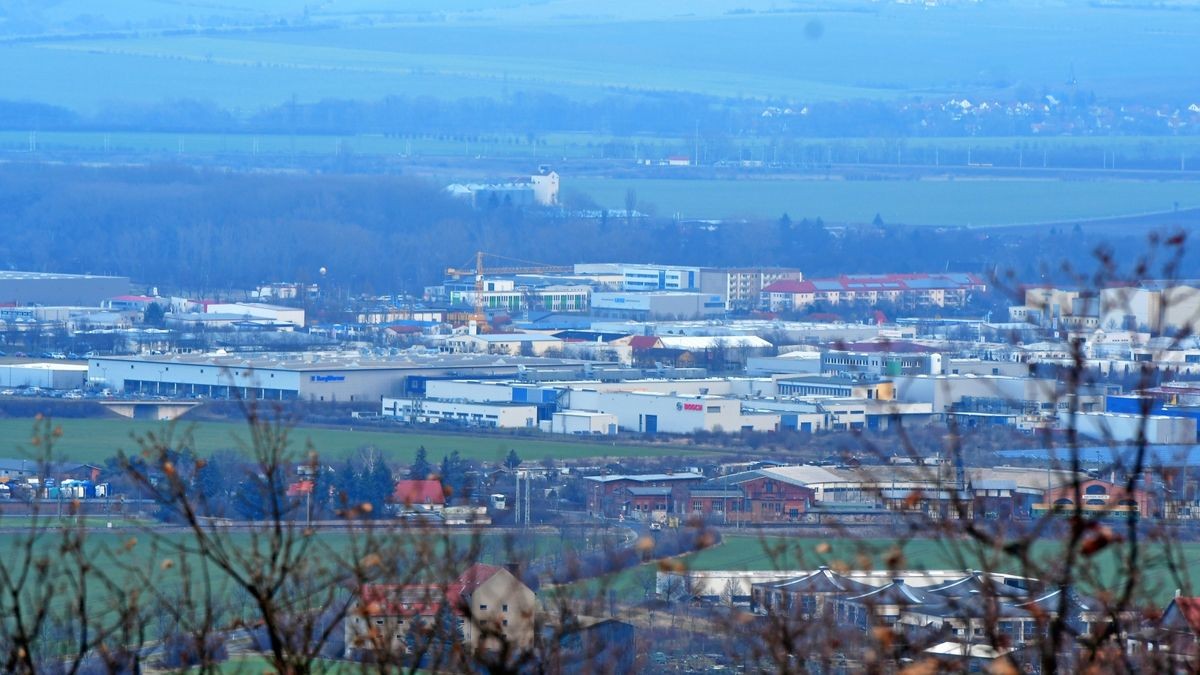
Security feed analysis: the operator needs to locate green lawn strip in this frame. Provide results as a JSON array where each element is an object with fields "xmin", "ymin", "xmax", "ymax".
[
  {"xmin": 568, "ymin": 534, "xmax": 1198, "ymax": 609},
  {"xmin": 0, "ymin": 515, "xmax": 150, "ymax": 529},
  {"xmin": 3, "ymin": 528, "xmax": 565, "ymax": 649},
  {"xmin": 0, "ymin": 418, "xmax": 705, "ymax": 465}
]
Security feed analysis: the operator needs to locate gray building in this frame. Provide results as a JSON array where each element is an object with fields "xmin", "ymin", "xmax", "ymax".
[
  {"xmin": 88, "ymin": 352, "xmax": 587, "ymax": 402},
  {"xmin": 591, "ymin": 291, "xmax": 725, "ymax": 320},
  {"xmin": 821, "ymin": 350, "xmax": 942, "ymax": 378},
  {"xmin": 0, "ymin": 271, "xmax": 129, "ymax": 306},
  {"xmin": 0, "ymin": 362, "xmax": 88, "ymax": 390}
]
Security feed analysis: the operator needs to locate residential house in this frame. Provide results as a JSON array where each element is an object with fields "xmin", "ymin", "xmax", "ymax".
[
  {"xmin": 345, "ymin": 563, "xmax": 538, "ymax": 659},
  {"xmin": 392, "ymin": 479, "xmax": 446, "ymax": 512}
]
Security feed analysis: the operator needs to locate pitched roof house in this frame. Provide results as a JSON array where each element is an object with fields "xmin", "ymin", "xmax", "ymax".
[
  {"xmin": 345, "ymin": 563, "xmax": 538, "ymax": 659},
  {"xmin": 392, "ymin": 479, "xmax": 446, "ymax": 511}
]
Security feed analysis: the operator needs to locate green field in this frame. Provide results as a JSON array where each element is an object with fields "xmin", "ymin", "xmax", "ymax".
[
  {"xmin": 0, "ymin": 418, "xmax": 701, "ymax": 465},
  {"xmin": 0, "ymin": 527, "xmax": 568, "ymax": 654},
  {"xmin": 10, "ymin": 130, "xmax": 1200, "ymax": 167},
  {"xmin": 4, "ymin": 2, "xmax": 1199, "ymax": 110},
  {"xmin": 571, "ymin": 176, "xmax": 1200, "ymax": 225},
  {"xmin": 590, "ymin": 534, "xmax": 1200, "ymax": 608}
]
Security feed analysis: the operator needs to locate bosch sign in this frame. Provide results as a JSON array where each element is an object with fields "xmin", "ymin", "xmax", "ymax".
[{"xmin": 675, "ymin": 402, "xmax": 703, "ymax": 412}]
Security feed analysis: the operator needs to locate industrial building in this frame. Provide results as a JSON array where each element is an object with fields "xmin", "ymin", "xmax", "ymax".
[
  {"xmin": 761, "ymin": 273, "xmax": 987, "ymax": 312},
  {"xmin": 591, "ymin": 291, "xmax": 725, "ymax": 320},
  {"xmin": 1074, "ymin": 411, "xmax": 1197, "ymax": 445},
  {"xmin": 775, "ymin": 375, "xmax": 895, "ymax": 400},
  {"xmin": 893, "ymin": 374, "xmax": 1106, "ymax": 415},
  {"xmin": 570, "ymin": 263, "xmax": 802, "ymax": 310},
  {"xmin": 87, "ymin": 352, "xmax": 587, "ymax": 402},
  {"xmin": 445, "ymin": 278, "xmax": 590, "ymax": 314},
  {"xmin": 1100, "ymin": 281, "xmax": 1200, "ymax": 335},
  {"xmin": 0, "ymin": 271, "xmax": 129, "ymax": 306},
  {"xmin": 0, "ymin": 362, "xmax": 88, "ymax": 390},
  {"xmin": 545, "ymin": 410, "xmax": 619, "ymax": 435},
  {"xmin": 444, "ymin": 169, "xmax": 559, "ymax": 207},
  {"xmin": 566, "ymin": 389, "xmax": 780, "ymax": 434},
  {"xmin": 381, "ymin": 398, "xmax": 539, "ymax": 429},
  {"xmin": 444, "ymin": 333, "xmax": 565, "ymax": 356},
  {"xmin": 203, "ymin": 302, "xmax": 305, "ymax": 327}
]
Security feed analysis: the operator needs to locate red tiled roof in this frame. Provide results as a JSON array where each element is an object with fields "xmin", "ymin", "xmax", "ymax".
[
  {"xmin": 456, "ymin": 563, "xmax": 505, "ymax": 594},
  {"xmin": 838, "ymin": 341, "xmax": 938, "ymax": 354},
  {"xmin": 628, "ymin": 336, "xmax": 662, "ymax": 351},
  {"xmin": 766, "ymin": 274, "xmax": 986, "ymax": 294},
  {"xmin": 286, "ymin": 480, "xmax": 313, "ymax": 497},
  {"xmin": 392, "ymin": 479, "xmax": 445, "ymax": 506},
  {"xmin": 359, "ymin": 583, "xmax": 465, "ymax": 617},
  {"xmin": 762, "ymin": 280, "xmax": 815, "ymax": 294}
]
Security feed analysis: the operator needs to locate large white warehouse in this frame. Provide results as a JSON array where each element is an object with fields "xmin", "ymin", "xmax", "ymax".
[
  {"xmin": 88, "ymin": 352, "xmax": 587, "ymax": 402},
  {"xmin": 0, "ymin": 362, "xmax": 88, "ymax": 390},
  {"xmin": 565, "ymin": 389, "xmax": 780, "ymax": 434}
]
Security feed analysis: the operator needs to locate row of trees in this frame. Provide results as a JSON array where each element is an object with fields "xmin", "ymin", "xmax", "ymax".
[
  {"xmin": 0, "ymin": 84, "xmax": 1185, "ymax": 140},
  {"xmin": 1, "ymin": 163, "xmax": 1186, "ymax": 295},
  {"xmin": 128, "ymin": 443, "xmax": 495, "ymax": 522}
]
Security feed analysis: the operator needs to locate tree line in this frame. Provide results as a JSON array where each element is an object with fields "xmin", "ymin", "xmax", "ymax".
[{"xmin": 0, "ymin": 162, "xmax": 1189, "ymax": 295}]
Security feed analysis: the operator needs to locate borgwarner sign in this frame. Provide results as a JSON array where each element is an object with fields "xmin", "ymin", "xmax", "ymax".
[{"xmin": 310, "ymin": 375, "xmax": 346, "ymax": 382}]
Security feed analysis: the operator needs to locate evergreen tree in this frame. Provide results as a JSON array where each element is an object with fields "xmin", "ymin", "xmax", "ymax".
[
  {"xmin": 440, "ymin": 451, "xmax": 466, "ymax": 502},
  {"xmin": 409, "ymin": 446, "xmax": 433, "ymax": 479},
  {"xmin": 193, "ymin": 453, "xmax": 236, "ymax": 516},
  {"xmin": 331, "ymin": 458, "xmax": 361, "ymax": 512},
  {"xmin": 363, "ymin": 457, "xmax": 394, "ymax": 518},
  {"xmin": 232, "ymin": 474, "xmax": 270, "ymax": 520},
  {"xmin": 504, "ymin": 448, "xmax": 522, "ymax": 471},
  {"xmin": 143, "ymin": 302, "xmax": 166, "ymax": 327}
]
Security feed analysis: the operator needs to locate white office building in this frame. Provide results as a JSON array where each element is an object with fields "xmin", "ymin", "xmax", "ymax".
[{"xmin": 381, "ymin": 398, "xmax": 538, "ymax": 429}]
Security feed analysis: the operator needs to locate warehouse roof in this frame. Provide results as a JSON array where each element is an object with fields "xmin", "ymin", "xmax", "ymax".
[
  {"xmin": 584, "ymin": 472, "xmax": 704, "ymax": 484},
  {"xmin": 91, "ymin": 351, "xmax": 584, "ymax": 373},
  {"xmin": 0, "ymin": 271, "xmax": 127, "ymax": 281}
]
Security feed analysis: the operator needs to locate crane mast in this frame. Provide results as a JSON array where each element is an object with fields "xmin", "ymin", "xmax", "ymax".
[{"xmin": 445, "ymin": 251, "xmax": 572, "ymax": 332}]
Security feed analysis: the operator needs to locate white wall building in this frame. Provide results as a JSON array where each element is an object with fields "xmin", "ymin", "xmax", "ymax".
[
  {"xmin": 381, "ymin": 397, "xmax": 538, "ymax": 429},
  {"xmin": 591, "ymin": 291, "xmax": 725, "ymax": 320},
  {"xmin": 565, "ymin": 389, "xmax": 780, "ymax": 434},
  {"xmin": 1074, "ymin": 412, "xmax": 1197, "ymax": 445},
  {"xmin": 445, "ymin": 333, "xmax": 564, "ymax": 356},
  {"xmin": 87, "ymin": 352, "xmax": 581, "ymax": 402},
  {"xmin": 0, "ymin": 362, "xmax": 88, "ymax": 390},
  {"xmin": 205, "ymin": 302, "xmax": 305, "ymax": 327},
  {"xmin": 546, "ymin": 411, "xmax": 619, "ymax": 435}
]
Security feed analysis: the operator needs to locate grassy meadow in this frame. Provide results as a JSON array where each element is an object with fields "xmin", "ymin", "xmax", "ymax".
[
  {"xmin": 590, "ymin": 534, "xmax": 1200, "ymax": 608},
  {"xmin": 5, "ymin": 3, "xmax": 1198, "ymax": 110},
  {"xmin": 0, "ymin": 418, "xmax": 702, "ymax": 465}
]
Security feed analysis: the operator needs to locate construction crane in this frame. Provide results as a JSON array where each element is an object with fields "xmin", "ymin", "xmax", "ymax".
[{"xmin": 445, "ymin": 251, "xmax": 573, "ymax": 331}]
